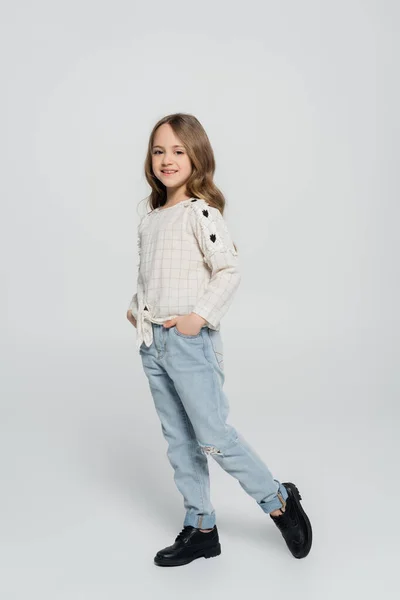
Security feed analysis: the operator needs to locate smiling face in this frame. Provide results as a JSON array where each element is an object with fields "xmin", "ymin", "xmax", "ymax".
[{"xmin": 151, "ymin": 123, "xmax": 193, "ymax": 195}]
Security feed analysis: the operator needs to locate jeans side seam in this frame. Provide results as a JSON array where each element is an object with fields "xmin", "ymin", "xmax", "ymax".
[
  {"xmin": 180, "ymin": 405, "xmax": 206, "ymax": 519},
  {"xmin": 201, "ymin": 336, "xmax": 227, "ymax": 434},
  {"xmin": 235, "ymin": 434, "xmax": 281, "ymax": 505}
]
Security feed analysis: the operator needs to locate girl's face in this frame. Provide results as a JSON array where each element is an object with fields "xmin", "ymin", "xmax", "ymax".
[{"xmin": 151, "ymin": 123, "xmax": 192, "ymax": 193}]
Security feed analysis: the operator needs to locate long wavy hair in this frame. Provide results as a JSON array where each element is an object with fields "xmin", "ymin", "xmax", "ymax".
[
  {"xmin": 144, "ymin": 113, "xmax": 224, "ymax": 211},
  {"xmin": 140, "ymin": 112, "xmax": 237, "ymax": 251}
]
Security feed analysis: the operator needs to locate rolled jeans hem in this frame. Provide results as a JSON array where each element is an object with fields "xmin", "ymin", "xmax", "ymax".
[
  {"xmin": 258, "ymin": 482, "xmax": 289, "ymax": 514},
  {"xmin": 184, "ymin": 512, "xmax": 216, "ymax": 529}
]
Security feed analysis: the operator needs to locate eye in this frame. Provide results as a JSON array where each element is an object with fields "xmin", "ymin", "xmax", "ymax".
[
  {"xmin": 176, "ymin": 150, "xmax": 184, "ymax": 155},
  {"xmin": 153, "ymin": 150, "xmax": 162, "ymax": 155}
]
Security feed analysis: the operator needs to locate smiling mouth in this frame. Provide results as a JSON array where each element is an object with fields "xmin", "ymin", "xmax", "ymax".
[{"xmin": 161, "ymin": 170, "xmax": 178, "ymax": 174}]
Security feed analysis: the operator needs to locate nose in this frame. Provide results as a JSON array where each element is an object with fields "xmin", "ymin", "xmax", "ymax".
[{"xmin": 161, "ymin": 153, "xmax": 174, "ymax": 166}]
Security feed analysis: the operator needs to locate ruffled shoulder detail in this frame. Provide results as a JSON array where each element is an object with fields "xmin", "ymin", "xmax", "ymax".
[{"xmin": 188, "ymin": 198, "xmax": 238, "ymax": 261}]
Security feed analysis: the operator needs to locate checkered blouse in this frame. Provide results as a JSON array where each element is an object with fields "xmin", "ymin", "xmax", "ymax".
[{"xmin": 128, "ymin": 197, "xmax": 241, "ymax": 350}]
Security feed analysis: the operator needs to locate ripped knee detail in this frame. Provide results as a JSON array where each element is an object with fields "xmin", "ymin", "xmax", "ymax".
[{"xmin": 199, "ymin": 444, "xmax": 223, "ymax": 456}]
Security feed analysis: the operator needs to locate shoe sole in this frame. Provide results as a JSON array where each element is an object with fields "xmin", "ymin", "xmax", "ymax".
[
  {"xmin": 281, "ymin": 482, "xmax": 313, "ymax": 558},
  {"xmin": 154, "ymin": 542, "xmax": 221, "ymax": 567}
]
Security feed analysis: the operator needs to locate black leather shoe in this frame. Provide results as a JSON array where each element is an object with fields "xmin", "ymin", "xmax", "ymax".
[
  {"xmin": 154, "ymin": 525, "xmax": 221, "ymax": 567},
  {"xmin": 269, "ymin": 481, "xmax": 312, "ymax": 558}
]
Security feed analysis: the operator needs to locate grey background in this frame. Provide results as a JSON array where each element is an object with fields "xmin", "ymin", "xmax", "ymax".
[{"xmin": 1, "ymin": 1, "xmax": 399, "ymax": 598}]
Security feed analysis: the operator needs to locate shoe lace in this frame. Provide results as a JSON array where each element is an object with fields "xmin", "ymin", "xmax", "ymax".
[
  {"xmin": 175, "ymin": 526, "xmax": 194, "ymax": 542},
  {"xmin": 272, "ymin": 507, "xmax": 292, "ymax": 532}
]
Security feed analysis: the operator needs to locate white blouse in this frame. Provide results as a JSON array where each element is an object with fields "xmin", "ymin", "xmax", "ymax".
[{"xmin": 128, "ymin": 197, "xmax": 241, "ymax": 350}]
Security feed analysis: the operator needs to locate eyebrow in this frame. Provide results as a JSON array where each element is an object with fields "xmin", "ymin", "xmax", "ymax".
[{"xmin": 152, "ymin": 144, "xmax": 185, "ymax": 149}]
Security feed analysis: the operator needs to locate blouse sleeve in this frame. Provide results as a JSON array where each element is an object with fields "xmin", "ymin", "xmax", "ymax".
[
  {"xmin": 127, "ymin": 216, "xmax": 145, "ymax": 319},
  {"xmin": 128, "ymin": 293, "xmax": 138, "ymax": 318},
  {"xmin": 188, "ymin": 201, "xmax": 241, "ymax": 329}
]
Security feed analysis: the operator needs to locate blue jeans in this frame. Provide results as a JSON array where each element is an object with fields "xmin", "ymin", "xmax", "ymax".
[{"xmin": 139, "ymin": 323, "xmax": 288, "ymax": 529}]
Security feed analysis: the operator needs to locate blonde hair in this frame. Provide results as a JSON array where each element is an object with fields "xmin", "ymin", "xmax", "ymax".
[{"xmin": 141, "ymin": 112, "xmax": 237, "ymax": 251}]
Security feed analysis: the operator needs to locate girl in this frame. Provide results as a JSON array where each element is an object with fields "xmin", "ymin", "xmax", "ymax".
[{"xmin": 127, "ymin": 113, "xmax": 312, "ymax": 567}]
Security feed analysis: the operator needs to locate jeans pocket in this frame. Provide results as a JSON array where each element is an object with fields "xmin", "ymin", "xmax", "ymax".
[{"xmin": 173, "ymin": 325, "xmax": 203, "ymax": 339}]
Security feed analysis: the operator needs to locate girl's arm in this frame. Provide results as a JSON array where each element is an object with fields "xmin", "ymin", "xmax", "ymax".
[
  {"xmin": 127, "ymin": 293, "xmax": 138, "ymax": 318},
  {"xmin": 127, "ymin": 216, "xmax": 145, "ymax": 324},
  {"xmin": 189, "ymin": 202, "xmax": 241, "ymax": 329}
]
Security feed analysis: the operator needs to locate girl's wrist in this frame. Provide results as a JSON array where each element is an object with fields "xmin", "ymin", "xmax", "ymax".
[{"xmin": 190, "ymin": 312, "xmax": 207, "ymax": 326}]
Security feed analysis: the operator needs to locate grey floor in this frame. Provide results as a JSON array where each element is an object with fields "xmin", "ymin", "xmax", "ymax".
[{"xmin": 2, "ymin": 325, "xmax": 397, "ymax": 600}]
